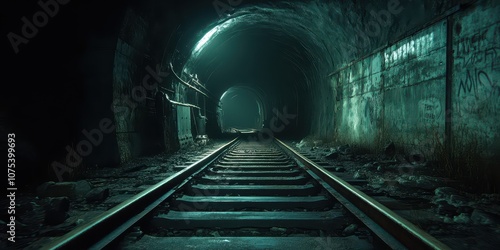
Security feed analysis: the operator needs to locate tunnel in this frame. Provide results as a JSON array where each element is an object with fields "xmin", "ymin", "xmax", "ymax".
[
  {"xmin": 218, "ymin": 86, "xmax": 266, "ymax": 132},
  {"xmin": 2, "ymin": 0, "xmax": 500, "ymax": 248}
]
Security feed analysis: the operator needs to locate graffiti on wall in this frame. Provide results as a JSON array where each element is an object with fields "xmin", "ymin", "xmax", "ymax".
[
  {"xmin": 384, "ymin": 32, "xmax": 435, "ymax": 65},
  {"xmin": 418, "ymin": 97, "xmax": 442, "ymax": 125},
  {"xmin": 455, "ymin": 25, "xmax": 500, "ymax": 116},
  {"xmin": 456, "ymin": 68, "xmax": 499, "ymax": 115},
  {"xmin": 455, "ymin": 27, "xmax": 500, "ymax": 70},
  {"xmin": 458, "ymin": 69, "xmax": 497, "ymax": 98}
]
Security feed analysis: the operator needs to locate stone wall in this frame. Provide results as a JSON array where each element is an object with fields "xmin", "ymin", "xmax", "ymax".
[{"xmin": 112, "ymin": 8, "xmax": 168, "ymax": 163}]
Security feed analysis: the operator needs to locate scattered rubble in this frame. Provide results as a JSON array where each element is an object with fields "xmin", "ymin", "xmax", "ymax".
[
  {"xmin": 85, "ymin": 188, "xmax": 110, "ymax": 203},
  {"xmin": 470, "ymin": 209, "xmax": 499, "ymax": 225},
  {"xmin": 396, "ymin": 175, "xmax": 439, "ymax": 190},
  {"xmin": 12, "ymin": 140, "xmax": 228, "ymax": 248},
  {"xmin": 43, "ymin": 197, "xmax": 70, "ymax": 225},
  {"xmin": 353, "ymin": 170, "xmax": 366, "ymax": 179},
  {"xmin": 296, "ymin": 139, "xmax": 313, "ymax": 149},
  {"xmin": 335, "ymin": 166, "xmax": 346, "ymax": 172},
  {"xmin": 337, "ymin": 144, "xmax": 351, "ymax": 154},
  {"xmin": 325, "ymin": 151, "xmax": 339, "ymax": 160},
  {"xmin": 37, "ymin": 180, "xmax": 92, "ymax": 199},
  {"xmin": 270, "ymin": 227, "xmax": 287, "ymax": 233},
  {"xmin": 342, "ymin": 224, "xmax": 358, "ymax": 236},
  {"xmin": 290, "ymin": 138, "xmax": 500, "ymax": 249},
  {"xmin": 384, "ymin": 141, "xmax": 396, "ymax": 157},
  {"xmin": 435, "ymin": 187, "xmax": 460, "ymax": 200},
  {"xmin": 436, "ymin": 200, "xmax": 458, "ymax": 217}
]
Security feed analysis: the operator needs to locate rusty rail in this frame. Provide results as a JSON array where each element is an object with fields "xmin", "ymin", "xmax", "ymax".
[
  {"xmin": 40, "ymin": 138, "xmax": 238, "ymax": 250},
  {"xmin": 276, "ymin": 138, "xmax": 450, "ymax": 250}
]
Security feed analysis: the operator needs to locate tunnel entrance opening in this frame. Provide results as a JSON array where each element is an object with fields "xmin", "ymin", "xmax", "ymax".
[{"xmin": 218, "ymin": 86, "xmax": 265, "ymax": 133}]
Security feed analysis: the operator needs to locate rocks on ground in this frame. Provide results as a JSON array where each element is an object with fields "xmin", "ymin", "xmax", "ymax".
[
  {"xmin": 290, "ymin": 138, "xmax": 500, "ymax": 242},
  {"xmin": 43, "ymin": 197, "xmax": 70, "ymax": 225},
  {"xmin": 19, "ymin": 140, "xmax": 227, "ymax": 248},
  {"xmin": 36, "ymin": 180, "xmax": 92, "ymax": 199},
  {"xmin": 384, "ymin": 141, "xmax": 396, "ymax": 157},
  {"xmin": 470, "ymin": 209, "xmax": 500, "ymax": 225},
  {"xmin": 342, "ymin": 224, "xmax": 358, "ymax": 236},
  {"xmin": 85, "ymin": 188, "xmax": 110, "ymax": 203}
]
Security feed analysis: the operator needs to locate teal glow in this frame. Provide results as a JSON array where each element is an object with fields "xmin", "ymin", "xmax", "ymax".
[{"xmin": 191, "ymin": 17, "xmax": 240, "ymax": 58}]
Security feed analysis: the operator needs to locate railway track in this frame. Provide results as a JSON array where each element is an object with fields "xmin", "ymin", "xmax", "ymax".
[{"xmin": 39, "ymin": 135, "xmax": 450, "ymax": 250}]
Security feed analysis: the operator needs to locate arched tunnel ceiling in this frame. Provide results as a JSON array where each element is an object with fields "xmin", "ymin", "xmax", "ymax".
[
  {"xmin": 183, "ymin": 1, "xmax": 348, "ymax": 98},
  {"xmin": 107, "ymin": 0, "xmax": 461, "ymax": 138},
  {"xmin": 177, "ymin": 0, "xmax": 458, "ymax": 110}
]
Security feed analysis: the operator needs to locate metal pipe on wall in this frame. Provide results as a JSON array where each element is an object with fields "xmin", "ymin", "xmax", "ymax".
[
  {"xmin": 169, "ymin": 62, "xmax": 211, "ymax": 98},
  {"xmin": 163, "ymin": 92, "xmax": 200, "ymax": 109}
]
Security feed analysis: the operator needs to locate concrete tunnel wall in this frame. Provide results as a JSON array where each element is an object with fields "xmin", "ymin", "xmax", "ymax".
[
  {"xmin": 106, "ymin": 1, "xmax": 500, "ymax": 188},
  {"xmin": 5, "ymin": 0, "xmax": 498, "ymax": 186},
  {"xmin": 327, "ymin": 2, "xmax": 500, "ymax": 186},
  {"xmin": 89, "ymin": 0, "xmax": 500, "ymax": 176}
]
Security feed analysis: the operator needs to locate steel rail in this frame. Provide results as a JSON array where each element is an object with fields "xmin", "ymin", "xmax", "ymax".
[
  {"xmin": 276, "ymin": 139, "xmax": 450, "ymax": 250},
  {"xmin": 41, "ymin": 138, "xmax": 239, "ymax": 250}
]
